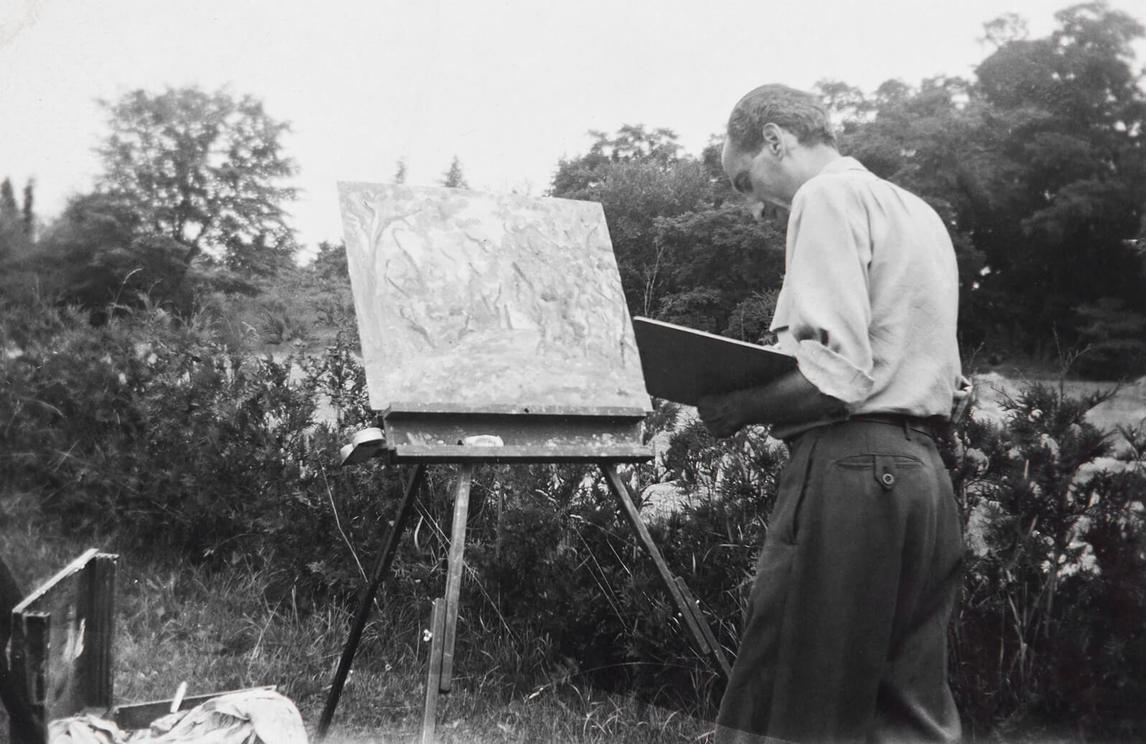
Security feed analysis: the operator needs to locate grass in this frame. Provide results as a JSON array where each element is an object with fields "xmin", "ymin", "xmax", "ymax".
[{"xmin": 1, "ymin": 500, "xmax": 714, "ymax": 743}]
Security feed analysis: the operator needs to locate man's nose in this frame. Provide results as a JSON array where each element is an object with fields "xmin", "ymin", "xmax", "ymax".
[{"xmin": 747, "ymin": 200, "xmax": 765, "ymax": 222}]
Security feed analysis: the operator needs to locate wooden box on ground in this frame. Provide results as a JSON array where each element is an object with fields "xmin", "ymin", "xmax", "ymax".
[{"xmin": 7, "ymin": 548, "xmax": 270, "ymax": 743}]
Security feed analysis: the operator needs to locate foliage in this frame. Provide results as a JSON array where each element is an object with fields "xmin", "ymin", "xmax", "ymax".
[
  {"xmin": 831, "ymin": 3, "xmax": 1146, "ymax": 368},
  {"xmin": 311, "ymin": 240, "xmax": 349, "ymax": 283},
  {"xmin": 97, "ymin": 86, "xmax": 298, "ymax": 275},
  {"xmin": 3, "ymin": 287, "xmax": 1145, "ymax": 738},
  {"xmin": 442, "ymin": 156, "xmax": 469, "ymax": 189},
  {"xmin": 0, "ymin": 177, "xmax": 33, "ymax": 253},
  {"xmin": 449, "ymin": 417, "xmax": 791, "ymax": 717},
  {"xmin": 0, "ymin": 177, "xmax": 36, "ymax": 301},
  {"xmin": 30, "ymin": 194, "xmax": 188, "ymax": 312},
  {"xmin": 652, "ymin": 206, "xmax": 784, "ymax": 334},
  {"xmin": 0, "ymin": 296, "xmax": 394, "ymax": 602},
  {"xmin": 1071, "ymin": 298, "xmax": 1146, "ymax": 379},
  {"xmin": 945, "ymin": 382, "xmax": 1146, "ymax": 739},
  {"xmin": 14, "ymin": 192, "xmax": 262, "ymax": 320},
  {"xmin": 550, "ymin": 126, "xmax": 781, "ymax": 325}
]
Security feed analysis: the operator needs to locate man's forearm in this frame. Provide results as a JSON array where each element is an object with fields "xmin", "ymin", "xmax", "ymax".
[
  {"xmin": 697, "ymin": 369, "xmax": 846, "ymax": 437},
  {"xmin": 737, "ymin": 369, "xmax": 847, "ymax": 426}
]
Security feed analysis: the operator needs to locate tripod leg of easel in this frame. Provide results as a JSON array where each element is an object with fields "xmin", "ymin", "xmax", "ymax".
[
  {"xmin": 421, "ymin": 598, "xmax": 447, "ymax": 744},
  {"xmin": 438, "ymin": 463, "xmax": 474, "ymax": 692},
  {"xmin": 317, "ymin": 464, "xmax": 427, "ymax": 741},
  {"xmin": 599, "ymin": 463, "xmax": 731, "ymax": 677},
  {"xmin": 421, "ymin": 465, "xmax": 474, "ymax": 744},
  {"xmin": 674, "ymin": 576, "xmax": 733, "ymax": 678}
]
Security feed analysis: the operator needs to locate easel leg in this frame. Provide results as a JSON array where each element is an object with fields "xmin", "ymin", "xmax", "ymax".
[
  {"xmin": 421, "ymin": 598, "xmax": 447, "ymax": 744},
  {"xmin": 421, "ymin": 464, "xmax": 475, "ymax": 744},
  {"xmin": 439, "ymin": 464, "xmax": 474, "ymax": 692},
  {"xmin": 599, "ymin": 463, "xmax": 732, "ymax": 677},
  {"xmin": 317, "ymin": 464, "xmax": 427, "ymax": 741}
]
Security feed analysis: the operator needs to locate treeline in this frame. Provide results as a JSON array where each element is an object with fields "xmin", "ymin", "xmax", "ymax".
[
  {"xmin": 3, "ymin": 5, "xmax": 1145, "ymax": 379},
  {"xmin": 550, "ymin": 3, "xmax": 1146, "ymax": 378}
]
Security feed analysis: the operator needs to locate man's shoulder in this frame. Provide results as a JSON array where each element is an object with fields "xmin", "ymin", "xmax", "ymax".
[
  {"xmin": 794, "ymin": 160, "xmax": 874, "ymax": 209},
  {"xmin": 800, "ymin": 159, "xmax": 941, "ymax": 220}
]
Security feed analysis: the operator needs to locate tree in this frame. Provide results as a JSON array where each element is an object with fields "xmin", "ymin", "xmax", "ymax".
[
  {"xmin": 394, "ymin": 159, "xmax": 407, "ymax": 185},
  {"xmin": 551, "ymin": 124, "xmax": 685, "ymax": 196},
  {"xmin": 0, "ymin": 179, "xmax": 17, "ymax": 224},
  {"xmin": 97, "ymin": 87, "xmax": 298, "ymax": 276},
  {"xmin": 550, "ymin": 126, "xmax": 785, "ymax": 326},
  {"xmin": 26, "ymin": 192, "xmax": 258, "ymax": 319},
  {"xmin": 652, "ymin": 204, "xmax": 785, "ymax": 335},
  {"xmin": 0, "ymin": 177, "xmax": 33, "ymax": 265},
  {"xmin": 312, "ymin": 240, "xmax": 349, "ymax": 283},
  {"xmin": 33, "ymin": 194, "xmax": 184, "ymax": 312},
  {"xmin": 441, "ymin": 156, "xmax": 468, "ymax": 189},
  {"xmin": 968, "ymin": 2, "xmax": 1146, "ymax": 357},
  {"xmin": 980, "ymin": 12, "xmax": 1029, "ymax": 48},
  {"xmin": 551, "ymin": 127, "xmax": 721, "ymax": 315},
  {"xmin": 21, "ymin": 179, "xmax": 34, "ymax": 237},
  {"xmin": 830, "ymin": 3, "xmax": 1146, "ymax": 366}
]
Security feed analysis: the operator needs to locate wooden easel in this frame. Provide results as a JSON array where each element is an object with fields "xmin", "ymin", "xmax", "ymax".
[{"xmin": 316, "ymin": 405, "xmax": 730, "ymax": 743}]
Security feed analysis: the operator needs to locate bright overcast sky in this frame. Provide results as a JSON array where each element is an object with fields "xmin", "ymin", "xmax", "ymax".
[{"xmin": 1, "ymin": 0, "xmax": 1143, "ymax": 250}]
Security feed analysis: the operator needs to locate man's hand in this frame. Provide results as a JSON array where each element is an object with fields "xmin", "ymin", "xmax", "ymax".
[{"xmin": 697, "ymin": 390, "xmax": 748, "ymax": 438}]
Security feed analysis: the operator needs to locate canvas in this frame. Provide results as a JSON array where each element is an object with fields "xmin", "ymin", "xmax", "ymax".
[{"xmin": 338, "ymin": 183, "xmax": 651, "ymax": 413}]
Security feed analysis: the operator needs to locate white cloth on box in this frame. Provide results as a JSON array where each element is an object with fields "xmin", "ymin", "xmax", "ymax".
[
  {"xmin": 133, "ymin": 689, "xmax": 307, "ymax": 743},
  {"xmin": 49, "ymin": 689, "xmax": 308, "ymax": 744},
  {"xmin": 49, "ymin": 714, "xmax": 127, "ymax": 744}
]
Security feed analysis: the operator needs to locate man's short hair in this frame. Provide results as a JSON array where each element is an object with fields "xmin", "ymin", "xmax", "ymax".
[{"xmin": 727, "ymin": 84, "xmax": 837, "ymax": 153}]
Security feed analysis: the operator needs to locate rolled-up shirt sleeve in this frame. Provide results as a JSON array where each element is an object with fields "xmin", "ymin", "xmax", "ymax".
[{"xmin": 770, "ymin": 178, "xmax": 875, "ymax": 406}]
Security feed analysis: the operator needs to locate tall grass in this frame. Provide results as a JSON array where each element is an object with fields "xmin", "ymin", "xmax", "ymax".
[{"xmin": 1, "ymin": 497, "xmax": 713, "ymax": 742}]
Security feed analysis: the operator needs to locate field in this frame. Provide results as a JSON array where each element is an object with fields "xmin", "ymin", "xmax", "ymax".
[{"xmin": 1, "ymin": 503, "xmax": 715, "ymax": 743}]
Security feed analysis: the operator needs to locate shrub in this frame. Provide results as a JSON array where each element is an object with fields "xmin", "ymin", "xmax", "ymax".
[
  {"xmin": 1072, "ymin": 298, "xmax": 1146, "ymax": 379},
  {"xmin": 4, "ymin": 293, "xmax": 1144, "ymax": 738},
  {"xmin": 945, "ymin": 382, "xmax": 1146, "ymax": 739},
  {"xmin": 0, "ymin": 296, "xmax": 399, "ymax": 603}
]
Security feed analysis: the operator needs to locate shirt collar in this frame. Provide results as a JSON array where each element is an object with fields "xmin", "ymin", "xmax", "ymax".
[
  {"xmin": 790, "ymin": 156, "xmax": 868, "ymax": 206},
  {"xmin": 815, "ymin": 156, "xmax": 867, "ymax": 176}
]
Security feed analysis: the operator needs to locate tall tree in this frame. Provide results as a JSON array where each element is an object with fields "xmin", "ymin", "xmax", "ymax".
[
  {"xmin": 33, "ymin": 193, "xmax": 186, "ymax": 313},
  {"xmin": 969, "ymin": 1, "xmax": 1146, "ymax": 354},
  {"xmin": 0, "ymin": 179, "xmax": 17, "ymax": 224},
  {"xmin": 441, "ymin": 156, "xmax": 468, "ymax": 189},
  {"xmin": 0, "ymin": 177, "xmax": 31, "ymax": 263},
  {"xmin": 97, "ymin": 87, "xmax": 298, "ymax": 276},
  {"xmin": 21, "ymin": 179, "xmax": 33, "ymax": 237},
  {"xmin": 551, "ymin": 126, "xmax": 782, "ymax": 326},
  {"xmin": 832, "ymin": 3, "xmax": 1146, "ymax": 362}
]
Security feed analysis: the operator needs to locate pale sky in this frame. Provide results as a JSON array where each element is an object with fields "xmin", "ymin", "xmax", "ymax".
[{"xmin": 1, "ymin": 0, "xmax": 1143, "ymax": 252}]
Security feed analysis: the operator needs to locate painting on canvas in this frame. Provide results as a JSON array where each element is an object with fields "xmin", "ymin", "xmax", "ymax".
[{"xmin": 339, "ymin": 183, "xmax": 651, "ymax": 413}]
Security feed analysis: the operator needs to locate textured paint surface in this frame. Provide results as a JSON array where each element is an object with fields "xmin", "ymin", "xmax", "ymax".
[{"xmin": 339, "ymin": 183, "xmax": 651, "ymax": 412}]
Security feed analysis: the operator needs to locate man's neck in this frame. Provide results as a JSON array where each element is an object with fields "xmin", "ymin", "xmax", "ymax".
[
  {"xmin": 791, "ymin": 145, "xmax": 842, "ymax": 187},
  {"xmin": 772, "ymin": 144, "xmax": 842, "ymax": 207}
]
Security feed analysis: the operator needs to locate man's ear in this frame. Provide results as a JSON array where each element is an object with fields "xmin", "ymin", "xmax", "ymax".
[{"xmin": 761, "ymin": 123, "xmax": 785, "ymax": 154}]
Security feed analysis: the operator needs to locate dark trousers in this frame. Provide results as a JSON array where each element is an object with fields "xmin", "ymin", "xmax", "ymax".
[{"xmin": 715, "ymin": 419, "xmax": 964, "ymax": 744}]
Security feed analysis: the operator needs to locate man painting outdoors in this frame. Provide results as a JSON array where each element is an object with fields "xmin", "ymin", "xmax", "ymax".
[{"xmin": 698, "ymin": 84, "xmax": 966, "ymax": 743}]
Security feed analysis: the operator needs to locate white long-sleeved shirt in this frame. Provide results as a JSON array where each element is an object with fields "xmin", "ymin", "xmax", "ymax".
[{"xmin": 769, "ymin": 157, "xmax": 962, "ymax": 424}]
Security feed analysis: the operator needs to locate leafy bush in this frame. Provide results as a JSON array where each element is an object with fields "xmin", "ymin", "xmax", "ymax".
[
  {"xmin": 4, "ymin": 293, "xmax": 1144, "ymax": 738},
  {"xmin": 1072, "ymin": 298, "xmax": 1146, "ymax": 379},
  {"xmin": 945, "ymin": 383, "xmax": 1146, "ymax": 739},
  {"xmin": 0, "ymin": 297, "xmax": 399, "ymax": 603}
]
